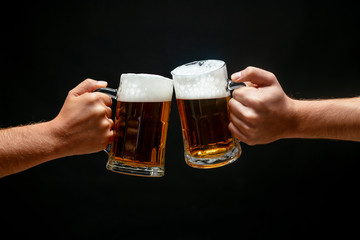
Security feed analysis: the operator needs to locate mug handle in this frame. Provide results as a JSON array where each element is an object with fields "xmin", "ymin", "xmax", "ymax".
[
  {"xmin": 94, "ymin": 87, "xmax": 118, "ymax": 152},
  {"xmin": 94, "ymin": 87, "xmax": 118, "ymax": 99},
  {"xmin": 227, "ymin": 80, "xmax": 245, "ymax": 91}
]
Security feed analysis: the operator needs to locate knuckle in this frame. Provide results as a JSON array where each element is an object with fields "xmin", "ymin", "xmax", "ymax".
[
  {"xmin": 232, "ymin": 88, "xmax": 243, "ymax": 99},
  {"xmin": 106, "ymin": 95, "xmax": 112, "ymax": 103},
  {"xmin": 245, "ymin": 66, "xmax": 256, "ymax": 75},
  {"xmin": 244, "ymin": 111, "xmax": 258, "ymax": 122},
  {"xmin": 90, "ymin": 105, "xmax": 106, "ymax": 118},
  {"xmin": 102, "ymin": 118, "xmax": 113, "ymax": 129},
  {"xmin": 104, "ymin": 120, "xmax": 111, "ymax": 128},
  {"xmin": 66, "ymin": 92, "xmax": 73, "ymax": 99},
  {"xmin": 232, "ymin": 87, "xmax": 250, "ymax": 103},
  {"xmin": 97, "ymin": 93, "xmax": 112, "ymax": 106},
  {"xmin": 86, "ymin": 93, "xmax": 99, "ymax": 103},
  {"xmin": 268, "ymin": 72, "xmax": 276, "ymax": 80},
  {"xmin": 108, "ymin": 130, "xmax": 115, "ymax": 142},
  {"xmin": 266, "ymin": 73, "xmax": 277, "ymax": 83},
  {"xmin": 264, "ymin": 72, "xmax": 277, "ymax": 84},
  {"xmin": 99, "ymin": 130, "xmax": 114, "ymax": 149},
  {"xmin": 108, "ymin": 118, "xmax": 114, "ymax": 127},
  {"xmin": 98, "ymin": 107, "xmax": 108, "ymax": 117},
  {"xmin": 83, "ymin": 78, "xmax": 94, "ymax": 85},
  {"xmin": 104, "ymin": 95, "xmax": 113, "ymax": 106},
  {"xmin": 107, "ymin": 107, "xmax": 112, "ymax": 116},
  {"xmin": 92, "ymin": 93, "xmax": 107, "ymax": 104},
  {"xmin": 249, "ymin": 95, "xmax": 263, "ymax": 106}
]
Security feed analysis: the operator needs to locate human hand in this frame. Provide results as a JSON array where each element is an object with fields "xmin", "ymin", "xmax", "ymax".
[
  {"xmin": 51, "ymin": 79, "xmax": 114, "ymax": 156},
  {"xmin": 228, "ymin": 67, "xmax": 296, "ymax": 145}
]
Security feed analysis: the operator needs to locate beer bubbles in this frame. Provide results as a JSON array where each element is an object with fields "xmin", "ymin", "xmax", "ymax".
[
  {"xmin": 118, "ymin": 74, "xmax": 173, "ymax": 102},
  {"xmin": 171, "ymin": 60, "xmax": 230, "ymax": 100}
]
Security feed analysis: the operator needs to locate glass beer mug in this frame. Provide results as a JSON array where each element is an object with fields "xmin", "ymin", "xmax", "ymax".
[
  {"xmin": 171, "ymin": 60, "xmax": 242, "ymax": 169},
  {"xmin": 96, "ymin": 73, "xmax": 173, "ymax": 177}
]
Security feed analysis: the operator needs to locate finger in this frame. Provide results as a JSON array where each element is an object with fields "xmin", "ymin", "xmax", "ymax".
[
  {"xmin": 101, "ymin": 126, "xmax": 114, "ymax": 150},
  {"xmin": 229, "ymin": 98, "xmax": 258, "ymax": 128},
  {"xmin": 108, "ymin": 129, "xmax": 115, "ymax": 142},
  {"xmin": 107, "ymin": 119, "xmax": 115, "ymax": 142},
  {"xmin": 231, "ymin": 66, "xmax": 276, "ymax": 87},
  {"xmin": 228, "ymin": 122, "xmax": 247, "ymax": 143},
  {"xmin": 244, "ymin": 81, "xmax": 259, "ymax": 88},
  {"xmin": 70, "ymin": 79, "xmax": 108, "ymax": 97},
  {"xmin": 104, "ymin": 106, "xmax": 112, "ymax": 118},
  {"xmin": 232, "ymin": 87, "xmax": 259, "ymax": 106},
  {"xmin": 95, "ymin": 92, "xmax": 113, "ymax": 107},
  {"xmin": 232, "ymin": 88, "xmax": 246, "ymax": 104},
  {"xmin": 229, "ymin": 113, "xmax": 250, "ymax": 133},
  {"xmin": 107, "ymin": 118, "xmax": 114, "ymax": 130},
  {"xmin": 101, "ymin": 118, "xmax": 114, "ymax": 135},
  {"xmin": 229, "ymin": 98, "xmax": 250, "ymax": 118}
]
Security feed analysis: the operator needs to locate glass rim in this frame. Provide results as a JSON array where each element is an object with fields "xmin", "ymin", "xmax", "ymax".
[{"xmin": 171, "ymin": 59, "xmax": 226, "ymax": 77}]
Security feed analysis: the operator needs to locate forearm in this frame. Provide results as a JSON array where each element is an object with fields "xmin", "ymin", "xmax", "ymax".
[
  {"xmin": 0, "ymin": 79, "xmax": 113, "ymax": 178},
  {"xmin": 0, "ymin": 121, "xmax": 65, "ymax": 177},
  {"xmin": 289, "ymin": 97, "xmax": 360, "ymax": 141}
]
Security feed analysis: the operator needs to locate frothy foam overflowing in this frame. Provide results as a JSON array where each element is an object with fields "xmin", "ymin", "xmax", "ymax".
[
  {"xmin": 171, "ymin": 60, "xmax": 230, "ymax": 100},
  {"xmin": 117, "ymin": 74, "xmax": 173, "ymax": 102}
]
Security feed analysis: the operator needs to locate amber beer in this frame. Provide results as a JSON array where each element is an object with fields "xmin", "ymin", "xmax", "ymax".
[
  {"xmin": 177, "ymin": 96, "xmax": 235, "ymax": 165},
  {"xmin": 100, "ymin": 73, "xmax": 173, "ymax": 177},
  {"xmin": 108, "ymin": 101, "xmax": 171, "ymax": 169},
  {"xmin": 172, "ymin": 60, "xmax": 241, "ymax": 168}
]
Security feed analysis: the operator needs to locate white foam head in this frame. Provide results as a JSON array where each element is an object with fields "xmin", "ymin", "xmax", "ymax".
[
  {"xmin": 118, "ymin": 73, "xmax": 173, "ymax": 102},
  {"xmin": 171, "ymin": 60, "xmax": 230, "ymax": 99}
]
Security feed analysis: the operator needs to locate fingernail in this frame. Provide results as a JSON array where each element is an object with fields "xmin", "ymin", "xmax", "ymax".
[
  {"xmin": 231, "ymin": 71, "xmax": 242, "ymax": 80},
  {"xmin": 98, "ymin": 81, "xmax": 108, "ymax": 86}
]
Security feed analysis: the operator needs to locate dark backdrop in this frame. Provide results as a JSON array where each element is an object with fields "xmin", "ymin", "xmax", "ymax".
[{"xmin": 1, "ymin": 0, "xmax": 359, "ymax": 239}]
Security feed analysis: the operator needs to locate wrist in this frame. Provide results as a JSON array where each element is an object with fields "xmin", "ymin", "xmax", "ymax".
[
  {"xmin": 282, "ymin": 98, "xmax": 304, "ymax": 139},
  {"xmin": 43, "ymin": 119, "xmax": 69, "ymax": 159},
  {"xmin": 284, "ymin": 98, "xmax": 323, "ymax": 140}
]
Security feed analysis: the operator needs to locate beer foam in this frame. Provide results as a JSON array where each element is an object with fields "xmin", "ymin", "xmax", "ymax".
[
  {"xmin": 171, "ymin": 60, "xmax": 230, "ymax": 99},
  {"xmin": 171, "ymin": 60, "xmax": 225, "ymax": 76},
  {"xmin": 117, "ymin": 74, "xmax": 173, "ymax": 102}
]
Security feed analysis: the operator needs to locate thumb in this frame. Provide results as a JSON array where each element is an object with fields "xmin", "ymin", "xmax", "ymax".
[
  {"xmin": 69, "ymin": 79, "xmax": 108, "ymax": 96},
  {"xmin": 231, "ymin": 66, "xmax": 277, "ymax": 87}
]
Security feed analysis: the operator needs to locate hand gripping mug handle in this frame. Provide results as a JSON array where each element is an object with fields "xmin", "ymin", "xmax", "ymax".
[{"xmin": 94, "ymin": 87, "xmax": 118, "ymax": 153}]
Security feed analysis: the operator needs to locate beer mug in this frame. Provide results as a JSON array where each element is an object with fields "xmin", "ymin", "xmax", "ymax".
[
  {"xmin": 171, "ymin": 60, "xmax": 242, "ymax": 169},
  {"xmin": 95, "ymin": 74, "xmax": 173, "ymax": 177}
]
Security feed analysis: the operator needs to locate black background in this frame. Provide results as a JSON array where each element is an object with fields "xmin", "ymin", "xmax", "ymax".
[{"xmin": 1, "ymin": 0, "xmax": 360, "ymax": 239}]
